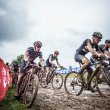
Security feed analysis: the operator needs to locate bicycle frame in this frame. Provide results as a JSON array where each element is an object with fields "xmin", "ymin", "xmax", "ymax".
[
  {"xmin": 46, "ymin": 67, "xmax": 57, "ymax": 85},
  {"xmin": 83, "ymin": 58, "xmax": 109, "ymax": 86},
  {"xmin": 18, "ymin": 64, "xmax": 37, "ymax": 97}
]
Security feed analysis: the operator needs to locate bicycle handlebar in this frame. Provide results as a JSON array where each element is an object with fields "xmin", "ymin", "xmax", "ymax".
[
  {"xmin": 90, "ymin": 59, "xmax": 109, "ymax": 67},
  {"xmin": 23, "ymin": 63, "xmax": 37, "ymax": 70}
]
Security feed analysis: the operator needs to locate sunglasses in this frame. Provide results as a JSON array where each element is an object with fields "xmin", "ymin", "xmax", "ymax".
[
  {"xmin": 37, "ymin": 46, "xmax": 41, "ymax": 48},
  {"xmin": 55, "ymin": 53, "xmax": 59, "ymax": 55}
]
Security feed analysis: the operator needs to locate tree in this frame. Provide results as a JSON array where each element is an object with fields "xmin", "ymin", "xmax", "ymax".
[
  {"xmin": 17, "ymin": 54, "xmax": 24, "ymax": 64},
  {"xmin": 10, "ymin": 54, "xmax": 24, "ymax": 66}
]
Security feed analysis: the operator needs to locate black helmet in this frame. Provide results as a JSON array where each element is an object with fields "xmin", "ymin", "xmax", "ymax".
[
  {"xmin": 105, "ymin": 39, "xmax": 110, "ymax": 44},
  {"xmin": 92, "ymin": 32, "xmax": 103, "ymax": 39}
]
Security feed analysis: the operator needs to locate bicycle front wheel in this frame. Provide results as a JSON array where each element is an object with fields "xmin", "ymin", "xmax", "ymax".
[
  {"xmin": 51, "ymin": 73, "xmax": 63, "ymax": 89},
  {"xmin": 64, "ymin": 71, "xmax": 83, "ymax": 96},
  {"xmin": 96, "ymin": 70, "xmax": 110, "ymax": 97},
  {"xmin": 23, "ymin": 74, "xmax": 39, "ymax": 108}
]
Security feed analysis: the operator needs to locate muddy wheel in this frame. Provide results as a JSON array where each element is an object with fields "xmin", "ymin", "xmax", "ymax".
[
  {"xmin": 96, "ymin": 71, "xmax": 110, "ymax": 97},
  {"xmin": 23, "ymin": 74, "xmax": 39, "ymax": 107},
  {"xmin": 51, "ymin": 73, "xmax": 63, "ymax": 89},
  {"xmin": 18, "ymin": 76, "xmax": 27, "ymax": 100},
  {"xmin": 64, "ymin": 71, "xmax": 83, "ymax": 96}
]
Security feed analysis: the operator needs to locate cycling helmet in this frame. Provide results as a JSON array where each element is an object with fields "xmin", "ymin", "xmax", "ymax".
[
  {"xmin": 33, "ymin": 41, "xmax": 42, "ymax": 47},
  {"xmin": 105, "ymin": 39, "xmax": 110, "ymax": 44},
  {"xmin": 92, "ymin": 32, "xmax": 103, "ymax": 39},
  {"xmin": 54, "ymin": 50, "xmax": 59, "ymax": 55}
]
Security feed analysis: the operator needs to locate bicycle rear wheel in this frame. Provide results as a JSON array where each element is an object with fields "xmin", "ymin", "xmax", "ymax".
[
  {"xmin": 64, "ymin": 71, "xmax": 83, "ymax": 96},
  {"xmin": 23, "ymin": 74, "xmax": 39, "ymax": 107},
  {"xmin": 51, "ymin": 73, "xmax": 63, "ymax": 89}
]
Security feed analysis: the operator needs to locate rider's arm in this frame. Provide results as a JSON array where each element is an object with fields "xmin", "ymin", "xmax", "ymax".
[
  {"xmin": 38, "ymin": 52, "xmax": 44, "ymax": 67},
  {"xmin": 56, "ymin": 58, "xmax": 61, "ymax": 67},
  {"xmin": 39, "ymin": 58, "xmax": 44, "ymax": 67},
  {"xmin": 24, "ymin": 50, "xmax": 31, "ymax": 61},
  {"xmin": 56, "ymin": 60, "xmax": 61, "ymax": 67},
  {"xmin": 86, "ymin": 43, "xmax": 102, "ymax": 57},
  {"xmin": 104, "ymin": 51, "xmax": 110, "ymax": 58},
  {"xmin": 48, "ymin": 55, "xmax": 53, "ymax": 64}
]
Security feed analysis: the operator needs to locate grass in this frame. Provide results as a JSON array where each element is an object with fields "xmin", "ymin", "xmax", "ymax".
[
  {"xmin": 0, "ymin": 84, "xmax": 41, "ymax": 110},
  {"xmin": 0, "ymin": 85, "xmax": 28, "ymax": 110}
]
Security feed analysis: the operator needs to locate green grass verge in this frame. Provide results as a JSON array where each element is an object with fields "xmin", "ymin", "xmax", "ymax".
[{"xmin": 0, "ymin": 86, "xmax": 28, "ymax": 110}]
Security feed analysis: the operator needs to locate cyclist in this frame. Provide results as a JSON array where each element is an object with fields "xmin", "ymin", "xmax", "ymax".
[
  {"xmin": 74, "ymin": 32, "xmax": 104, "ymax": 89},
  {"xmin": 6, "ymin": 62, "xmax": 11, "ymax": 74},
  {"xmin": 45, "ymin": 51, "xmax": 63, "ymax": 79},
  {"xmin": 91, "ymin": 39, "xmax": 110, "ymax": 63},
  {"xmin": 11, "ymin": 60, "xmax": 19, "ymax": 73},
  {"xmin": 99, "ymin": 40, "xmax": 110, "ymax": 59},
  {"xmin": 6, "ymin": 62, "xmax": 10, "ymax": 70},
  {"xmin": 15, "ymin": 41, "xmax": 43, "ymax": 96}
]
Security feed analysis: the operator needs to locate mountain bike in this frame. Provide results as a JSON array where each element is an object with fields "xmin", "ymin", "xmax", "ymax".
[
  {"xmin": 17, "ymin": 64, "xmax": 39, "ymax": 107},
  {"xmin": 37, "ymin": 65, "xmax": 63, "ymax": 89},
  {"xmin": 64, "ymin": 58, "xmax": 110, "ymax": 97}
]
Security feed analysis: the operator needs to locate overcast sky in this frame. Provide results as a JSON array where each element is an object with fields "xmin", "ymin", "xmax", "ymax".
[{"xmin": 0, "ymin": 0, "xmax": 110, "ymax": 67}]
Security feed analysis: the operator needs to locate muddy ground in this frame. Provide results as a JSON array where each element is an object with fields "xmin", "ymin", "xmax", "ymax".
[{"xmin": 31, "ymin": 83, "xmax": 110, "ymax": 110}]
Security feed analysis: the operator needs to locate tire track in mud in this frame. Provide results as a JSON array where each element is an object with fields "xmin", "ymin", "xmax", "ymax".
[{"xmin": 32, "ymin": 84, "xmax": 110, "ymax": 110}]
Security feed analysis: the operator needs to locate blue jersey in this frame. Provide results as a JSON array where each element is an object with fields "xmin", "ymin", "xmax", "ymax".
[{"xmin": 27, "ymin": 47, "xmax": 42, "ymax": 60}]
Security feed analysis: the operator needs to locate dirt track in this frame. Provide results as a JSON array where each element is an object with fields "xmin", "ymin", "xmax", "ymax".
[{"xmin": 32, "ymin": 84, "xmax": 110, "ymax": 110}]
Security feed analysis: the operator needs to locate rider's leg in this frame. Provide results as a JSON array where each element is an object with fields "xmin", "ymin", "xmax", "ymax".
[
  {"xmin": 15, "ymin": 73, "xmax": 24, "ymax": 96},
  {"xmin": 74, "ymin": 53, "xmax": 90, "ymax": 83},
  {"xmin": 74, "ymin": 53, "xmax": 90, "ymax": 74},
  {"xmin": 87, "ymin": 67, "xmax": 93, "ymax": 83},
  {"xmin": 77, "ymin": 58, "xmax": 90, "ymax": 82},
  {"xmin": 80, "ymin": 57, "xmax": 90, "ymax": 74},
  {"xmin": 45, "ymin": 67, "xmax": 50, "ymax": 79},
  {"xmin": 15, "ymin": 60, "xmax": 26, "ymax": 96},
  {"xmin": 86, "ymin": 67, "xmax": 95, "ymax": 92},
  {"xmin": 45, "ymin": 61, "xmax": 52, "ymax": 79}
]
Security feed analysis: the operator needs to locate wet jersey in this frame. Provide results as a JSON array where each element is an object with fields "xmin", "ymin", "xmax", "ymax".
[{"xmin": 76, "ymin": 39, "xmax": 99, "ymax": 55}]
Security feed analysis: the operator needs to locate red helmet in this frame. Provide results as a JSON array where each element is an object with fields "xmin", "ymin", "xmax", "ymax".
[
  {"xmin": 54, "ymin": 50, "xmax": 59, "ymax": 55},
  {"xmin": 33, "ymin": 41, "xmax": 42, "ymax": 47}
]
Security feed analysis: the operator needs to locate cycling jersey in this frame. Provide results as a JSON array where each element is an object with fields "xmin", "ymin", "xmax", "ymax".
[
  {"xmin": 20, "ymin": 47, "xmax": 43, "ymax": 73},
  {"xmin": 75, "ymin": 39, "xmax": 99, "ymax": 63},
  {"xmin": 26, "ymin": 47, "xmax": 42, "ymax": 60},
  {"xmin": 46, "ymin": 54, "xmax": 58, "ymax": 67},
  {"xmin": 76, "ymin": 39, "xmax": 99, "ymax": 55}
]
